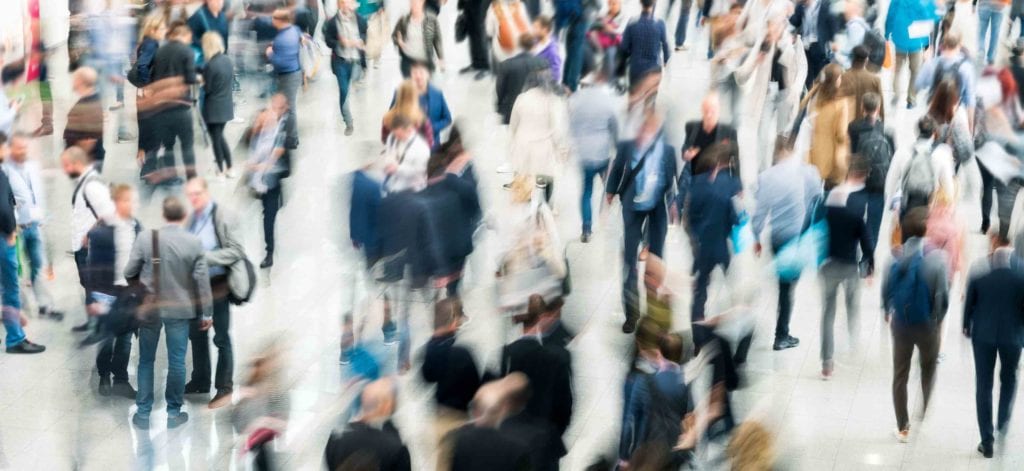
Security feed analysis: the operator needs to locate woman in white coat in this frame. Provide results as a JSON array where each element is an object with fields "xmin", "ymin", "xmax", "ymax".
[{"xmin": 508, "ymin": 71, "xmax": 571, "ymax": 203}]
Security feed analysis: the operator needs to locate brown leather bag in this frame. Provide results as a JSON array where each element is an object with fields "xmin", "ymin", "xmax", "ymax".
[{"xmin": 135, "ymin": 230, "xmax": 161, "ymax": 324}]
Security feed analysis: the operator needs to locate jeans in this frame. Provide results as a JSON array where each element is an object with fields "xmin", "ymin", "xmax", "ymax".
[
  {"xmin": 275, "ymin": 71, "xmax": 302, "ymax": 148},
  {"xmin": 979, "ymin": 6, "xmax": 1006, "ymax": 65},
  {"xmin": 261, "ymin": 185, "xmax": 283, "ymax": 260},
  {"xmin": 158, "ymin": 107, "xmax": 197, "ymax": 179},
  {"xmin": 865, "ymin": 192, "xmax": 885, "ymax": 254},
  {"xmin": 331, "ymin": 59, "xmax": 355, "ymax": 126},
  {"xmin": 973, "ymin": 341, "xmax": 1022, "ymax": 446},
  {"xmin": 562, "ymin": 15, "xmax": 590, "ymax": 92},
  {"xmin": 20, "ymin": 223, "xmax": 53, "ymax": 310},
  {"xmin": 820, "ymin": 260, "xmax": 861, "ymax": 366},
  {"xmin": 207, "ymin": 123, "xmax": 232, "ymax": 172},
  {"xmin": 136, "ymin": 317, "xmax": 190, "ymax": 418},
  {"xmin": 670, "ymin": 0, "xmax": 693, "ymax": 46},
  {"xmin": 621, "ymin": 203, "xmax": 669, "ymax": 320},
  {"xmin": 189, "ymin": 279, "xmax": 233, "ymax": 391},
  {"xmin": 580, "ymin": 161, "xmax": 608, "ymax": 233},
  {"xmin": 893, "ymin": 51, "xmax": 923, "ymax": 105},
  {"xmin": 892, "ymin": 323, "xmax": 940, "ymax": 431},
  {"xmin": 0, "ymin": 236, "xmax": 25, "ymax": 347},
  {"xmin": 771, "ymin": 240, "xmax": 795, "ymax": 340}
]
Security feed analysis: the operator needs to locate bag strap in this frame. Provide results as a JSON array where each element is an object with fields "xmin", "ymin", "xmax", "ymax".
[
  {"xmin": 72, "ymin": 170, "xmax": 99, "ymax": 219},
  {"xmin": 616, "ymin": 136, "xmax": 660, "ymax": 195},
  {"xmin": 151, "ymin": 229, "xmax": 161, "ymax": 299}
]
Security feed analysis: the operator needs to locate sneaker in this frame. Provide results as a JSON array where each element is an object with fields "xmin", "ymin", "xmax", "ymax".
[
  {"xmin": 675, "ymin": 45, "xmax": 688, "ymax": 51},
  {"xmin": 459, "ymin": 65, "xmax": 475, "ymax": 74},
  {"xmin": 339, "ymin": 348, "xmax": 352, "ymax": 365},
  {"xmin": 895, "ymin": 429, "xmax": 909, "ymax": 443},
  {"xmin": 72, "ymin": 322, "xmax": 91, "ymax": 333},
  {"xmin": 7, "ymin": 340, "xmax": 45, "ymax": 354},
  {"xmin": 977, "ymin": 442, "xmax": 993, "ymax": 458},
  {"xmin": 382, "ymin": 322, "xmax": 398, "ymax": 345},
  {"xmin": 117, "ymin": 132, "xmax": 137, "ymax": 143},
  {"xmin": 622, "ymin": 316, "xmax": 639, "ymax": 334},
  {"xmin": 184, "ymin": 382, "xmax": 210, "ymax": 395},
  {"xmin": 345, "ymin": 125, "xmax": 354, "ymax": 136},
  {"xmin": 111, "ymin": 381, "xmax": 137, "ymax": 399},
  {"xmin": 98, "ymin": 377, "xmax": 112, "ymax": 396},
  {"xmin": 772, "ymin": 335, "xmax": 800, "ymax": 351},
  {"xmin": 225, "ymin": 168, "xmax": 236, "ymax": 179},
  {"xmin": 167, "ymin": 412, "xmax": 189, "ymax": 429},
  {"xmin": 581, "ymin": 231, "xmax": 591, "ymax": 243},
  {"xmin": 132, "ymin": 413, "xmax": 150, "ymax": 430}
]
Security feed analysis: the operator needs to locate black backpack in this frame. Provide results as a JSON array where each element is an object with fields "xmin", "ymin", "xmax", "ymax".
[
  {"xmin": 859, "ymin": 25, "xmax": 887, "ymax": 68},
  {"xmin": 855, "ymin": 124, "xmax": 893, "ymax": 192},
  {"xmin": 931, "ymin": 56, "xmax": 968, "ymax": 99}
]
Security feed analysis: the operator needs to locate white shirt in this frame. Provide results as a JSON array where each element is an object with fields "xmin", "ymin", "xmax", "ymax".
[
  {"xmin": 3, "ymin": 160, "xmax": 45, "ymax": 225},
  {"xmin": 113, "ymin": 216, "xmax": 138, "ymax": 286},
  {"xmin": 383, "ymin": 133, "xmax": 430, "ymax": 193},
  {"xmin": 71, "ymin": 166, "xmax": 116, "ymax": 251}
]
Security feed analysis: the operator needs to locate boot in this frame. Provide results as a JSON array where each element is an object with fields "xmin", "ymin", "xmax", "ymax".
[{"xmin": 32, "ymin": 100, "xmax": 53, "ymax": 137}]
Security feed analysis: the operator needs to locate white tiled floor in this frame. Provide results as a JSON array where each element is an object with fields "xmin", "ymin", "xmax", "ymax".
[{"xmin": 1, "ymin": 1, "xmax": 1023, "ymax": 469}]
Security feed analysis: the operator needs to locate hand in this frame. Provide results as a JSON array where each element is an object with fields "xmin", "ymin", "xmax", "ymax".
[
  {"xmin": 830, "ymin": 43, "xmax": 839, "ymax": 52},
  {"xmin": 963, "ymin": 327, "xmax": 971, "ymax": 338},
  {"xmin": 200, "ymin": 319, "xmax": 213, "ymax": 331},
  {"xmin": 754, "ymin": 242, "xmax": 762, "ymax": 257},
  {"xmin": 87, "ymin": 303, "xmax": 104, "ymax": 316},
  {"xmin": 683, "ymin": 147, "xmax": 699, "ymax": 161},
  {"xmin": 385, "ymin": 163, "xmax": 398, "ymax": 174},
  {"xmin": 265, "ymin": 45, "xmax": 273, "ymax": 58},
  {"xmin": 19, "ymin": 312, "xmax": 27, "ymax": 327}
]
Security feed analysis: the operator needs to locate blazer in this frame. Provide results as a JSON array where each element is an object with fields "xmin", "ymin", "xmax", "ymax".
[
  {"xmin": 840, "ymin": 66, "xmax": 884, "ymax": 123},
  {"xmin": 964, "ymin": 252, "xmax": 1024, "ymax": 347},
  {"xmin": 607, "ymin": 137, "xmax": 679, "ymax": 213},
  {"xmin": 201, "ymin": 53, "xmax": 234, "ymax": 124},
  {"xmin": 421, "ymin": 333, "xmax": 481, "ymax": 411},
  {"xmin": 135, "ymin": 37, "xmax": 160, "ymax": 86},
  {"xmin": 450, "ymin": 424, "xmax": 532, "ymax": 471},
  {"xmin": 809, "ymin": 98, "xmax": 851, "ymax": 186},
  {"xmin": 681, "ymin": 120, "xmax": 739, "ymax": 175},
  {"xmin": 124, "ymin": 225, "xmax": 213, "ymax": 320},
  {"xmin": 496, "ymin": 52, "xmax": 549, "ymax": 124},
  {"xmin": 501, "ymin": 336, "xmax": 573, "ymax": 456},
  {"xmin": 392, "ymin": 12, "xmax": 444, "ymax": 68},
  {"xmin": 688, "ymin": 171, "xmax": 741, "ymax": 269},
  {"xmin": 419, "ymin": 85, "xmax": 452, "ymax": 147},
  {"xmin": 324, "ymin": 421, "xmax": 412, "ymax": 471},
  {"xmin": 185, "ymin": 203, "xmax": 249, "ymax": 300}
]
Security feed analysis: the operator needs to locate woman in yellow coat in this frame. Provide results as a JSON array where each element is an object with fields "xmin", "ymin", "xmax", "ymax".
[{"xmin": 804, "ymin": 64, "xmax": 850, "ymax": 189}]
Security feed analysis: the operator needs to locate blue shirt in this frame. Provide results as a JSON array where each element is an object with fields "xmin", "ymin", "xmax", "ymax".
[
  {"xmin": 752, "ymin": 157, "xmax": 823, "ymax": 246},
  {"xmin": 632, "ymin": 137, "xmax": 666, "ymax": 211},
  {"xmin": 270, "ymin": 25, "xmax": 302, "ymax": 74},
  {"xmin": 189, "ymin": 203, "xmax": 226, "ymax": 277},
  {"xmin": 418, "ymin": 85, "xmax": 452, "ymax": 149}
]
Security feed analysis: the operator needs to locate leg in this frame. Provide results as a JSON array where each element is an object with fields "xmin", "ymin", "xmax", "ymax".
[
  {"xmin": 866, "ymin": 192, "xmax": 885, "ymax": 254},
  {"xmin": 111, "ymin": 330, "xmax": 133, "ymax": 383},
  {"xmin": 0, "ymin": 236, "xmax": 24, "ymax": 346},
  {"xmin": 211, "ymin": 286, "xmax": 233, "ymax": 392},
  {"xmin": 277, "ymin": 72, "xmax": 301, "ymax": 148},
  {"xmin": 562, "ymin": 17, "xmax": 588, "ymax": 91},
  {"xmin": 164, "ymin": 318, "xmax": 190, "ymax": 417},
  {"xmin": 841, "ymin": 264, "xmax": 862, "ymax": 346},
  {"xmin": 621, "ymin": 209, "xmax": 644, "ymax": 320},
  {"xmin": 260, "ymin": 186, "xmax": 282, "ymax": 261},
  {"xmin": 907, "ymin": 51, "xmax": 922, "ymax": 107},
  {"xmin": 819, "ymin": 263, "xmax": 842, "ymax": 366},
  {"xmin": 996, "ymin": 179, "xmax": 1021, "ymax": 239},
  {"xmin": 676, "ymin": 0, "xmax": 692, "ymax": 46},
  {"xmin": 979, "ymin": 162, "xmax": 995, "ymax": 231},
  {"xmin": 891, "ymin": 326, "xmax": 915, "ymax": 431},
  {"xmin": 990, "ymin": 10, "xmax": 1004, "ymax": 64},
  {"xmin": 893, "ymin": 52, "xmax": 907, "ymax": 104},
  {"xmin": 996, "ymin": 345, "xmax": 1022, "ymax": 431},
  {"xmin": 917, "ymin": 326, "xmax": 940, "ymax": 414},
  {"xmin": 979, "ymin": 9, "xmax": 992, "ymax": 65},
  {"xmin": 20, "ymin": 224, "xmax": 52, "ymax": 312},
  {"xmin": 334, "ymin": 60, "xmax": 354, "ymax": 126},
  {"xmin": 207, "ymin": 123, "xmax": 228, "ymax": 172},
  {"xmin": 188, "ymin": 316, "xmax": 211, "ymax": 390},
  {"xmin": 974, "ymin": 341, "xmax": 998, "ymax": 446},
  {"xmin": 580, "ymin": 165, "xmax": 597, "ymax": 234},
  {"xmin": 177, "ymin": 109, "xmax": 197, "ymax": 179},
  {"xmin": 468, "ymin": 10, "xmax": 490, "ymax": 70},
  {"xmin": 776, "ymin": 277, "xmax": 794, "ymax": 340},
  {"xmin": 646, "ymin": 203, "xmax": 669, "ymax": 258},
  {"xmin": 96, "ymin": 336, "xmax": 114, "ymax": 379},
  {"xmin": 690, "ymin": 264, "xmax": 712, "ymax": 331},
  {"xmin": 135, "ymin": 321, "xmax": 162, "ymax": 418}
]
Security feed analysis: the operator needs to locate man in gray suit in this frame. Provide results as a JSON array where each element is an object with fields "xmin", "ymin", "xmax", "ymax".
[{"xmin": 125, "ymin": 196, "xmax": 213, "ymax": 430}]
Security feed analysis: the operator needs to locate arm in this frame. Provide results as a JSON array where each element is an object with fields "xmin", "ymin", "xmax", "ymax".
[
  {"xmin": 137, "ymin": 41, "xmax": 158, "ymax": 84},
  {"xmin": 192, "ymin": 250, "xmax": 214, "ymax": 320},
  {"xmin": 962, "ymin": 275, "xmax": 977, "ymax": 336},
  {"xmin": 206, "ymin": 210, "xmax": 246, "ymax": 267},
  {"xmin": 928, "ymin": 252, "xmax": 950, "ymax": 323},
  {"xmin": 660, "ymin": 22, "xmax": 670, "ymax": 64},
  {"xmin": 84, "ymin": 182, "xmax": 118, "ymax": 225},
  {"xmin": 123, "ymin": 232, "xmax": 146, "ymax": 281},
  {"xmin": 432, "ymin": 16, "xmax": 445, "ymax": 61},
  {"xmin": 0, "ymin": 185, "xmax": 15, "ymax": 238},
  {"xmin": 435, "ymin": 93, "xmax": 453, "ymax": 133},
  {"xmin": 606, "ymin": 143, "xmax": 628, "ymax": 196},
  {"xmin": 392, "ymin": 16, "xmax": 404, "ymax": 47},
  {"xmin": 751, "ymin": 176, "xmax": 771, "ymax": 240}
]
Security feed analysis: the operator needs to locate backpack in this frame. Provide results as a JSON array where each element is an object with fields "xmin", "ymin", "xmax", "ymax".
[
  {"xmin": 856, "ymin": 124, "xmax": 893, "ymax": 192},
  {"xmin": 901, "ymin": 144, "xmax": 935, "ymax": 203},
  {"xmin": 641, "ymin": 372, "xmax": 684, "ymax": 448},
  {"xmin": 931, "ymin": 56, "xmax": 968, "ymax": 99},
  {"xmin": 885, "ymin": 250, "xmax": 933, "ymax": 326},
  {"xmin": 853, "ymin": 19, "xmax": 886, "ymax": 68}
]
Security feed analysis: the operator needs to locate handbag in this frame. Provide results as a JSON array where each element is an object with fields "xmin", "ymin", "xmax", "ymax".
[
  {"xmin": 882, "ymin": 41, "xmax": 894, "ymax": 69},
  {"xmin": 365, "ymin": 10, "xmax": 387, "ymax": 60},
  {"xmin": 496, "ymin": 203, "xmax": 567, "ymax": 313},
  {"xmin": 134, "ymin": 230, "xmax": 162, "ymax": 325},
  {"xmin": 774, "ymin": 196, "xmax": 829, "ymax": 281}
]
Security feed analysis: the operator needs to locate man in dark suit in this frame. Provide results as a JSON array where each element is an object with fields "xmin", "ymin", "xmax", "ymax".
[
  {"xmin": 679, "ymin": 93, "xmax": 738, "ymax": 213},
  {"xmin": 963, "ymin": 232, "xmax": 1024, "ymax": 458},
  {"xmin": 606, "ymin": 111, "xmax": 678, "ymax": 333},
  {"xmin": 150, "ymin": 21, "xmax": 199, "ymax": 180},
  {"xmin": 325, "ymin": 378, "xmax": 412, "ymax": 470},
  {"xmin": 448, "ymin": 374, "xmax": 532, "ymax": 471},
  {"xmin": 495, "ymin": 34, "xmax": 548, "ymax": 125}
]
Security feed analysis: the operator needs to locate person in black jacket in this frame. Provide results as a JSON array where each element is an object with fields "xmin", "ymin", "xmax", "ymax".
[
  {"xmin": 496, "ymin": 34, "xmax": 549, "ymax": 125},
  {"xmin": 422, "ymin": 296, "xmax": 481, "ymax": 458},
  {"xmin": 200, "ymin": 32, "xmax": 235, "ymax": 177},
  {"xmin": 135, "ymin": 16, "xmax": 167, "ymax": 179},
  {"xmin": 324, "ymin": 378, "xmax": 411, "ymax": 471},
  {"xmin": 0, "ymin": 133, "xmax": 44, "ymax": 354},
  {"xmin": 458, "ymin": 0, "xmax": 491, "ymax": 78},
  {"xmin": 963, "ymin": 232, "xmax": 1024, "ymax": 458},
  {"xmin": 64, "ymin": 67, "xmax": 105, "ymax": 169},
  {"xmin": 323, "ymin": 0, "xmax": 368, "ymax": 135},
  {"xmin": 448, "ymin": 375, "xmax": 532, "ymax": 471},
  {"xmin": 150, "ymin": 21, "xmax": 199, "ymax": 180},
  {"xmin": 678, "ymin": 93, "xmax": 739, "ymax": 219},
  {"xmin": 846, "ymin": 92, "xmax": 893, "ymax": 251}
]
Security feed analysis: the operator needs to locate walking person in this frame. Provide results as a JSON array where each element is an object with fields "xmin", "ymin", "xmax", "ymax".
[
  {"xmin": 495, "ymin": 34, "xmax": 548, "ymax": 125},
  {"xmin": 184, "ymin": 178, "xmax": 246, "ymax": 407},
  {"xmin": 245, "ymin": 94, "xmax": 290, "ymax": 269},
  {"xmin": 201, "ymin": 32, "xmax": 235, "ymax": 179},
  {"xmin": 266, "ymin": 9, "xmax": 304, "ymax": 150},
  {"xmin": 150, "ymin": 21, "xmax": 200, "ymax": 180},
  {"xmin": 964, "ymin": 231, "xmax": 1024, "ymax": 458},
  {"xmin": 882, "ymin": 207, "xmax": 949, "ymax": 442},
  {"xmin": 840, "ymin": 46, "xmax": 885, "ymax": 122},
  {"xmin": 752, "ymin": 138, "xmax": 823, "ymax": 351},
  {"xmin": 806, "ymin": 64, "xmax": 851, "ymax": 190},
  {"xmin": 569, "ymin": 72, "xmax": 618, "ymax": 241},
  {"xmin": 978, "ymin": 0, "xmax": 1010, "ymax": 65},
  {"xmin": 125, "ymin": 196, "xmax": 214, "ymax": 430},
  {"xmin": 620, "ymin": 0, "xmax": 671, "ymax": 90},
  {"xmin": 324, "ymin": 378, "xmax": 412, "ymax": 470},
  {"xmin": 847, "ymin": 92, "xmax": 895, "ymax": 249},
  {"xmin": 508, "ymin": 71, "xmax": 571, "ymax": 203},
  {"xmin": 393, "ymin": 0, "xmax": 445, "ymax": 77},
  {"xmin": 458, "ymin": 0, "xmax": 492, "ymax": 79},
  {"xmin": 679, "ymin": 93, "xmax": 738, "ymax": 211},
  {"xmin": 885, "ymin": 0, "xmax": 939, "ymax": 109},
  {"xmin": 554, "ymin": 0, "xmax": 591, "ymax": 91},
  {"xmin": 324, "ymin": 0, "xmax": 367, "ymax": 136}
]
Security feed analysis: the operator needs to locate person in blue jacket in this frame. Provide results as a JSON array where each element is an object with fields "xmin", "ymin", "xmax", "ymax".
[
  {"xmin": 409, "ymin": 61, "xmax": 452, "ymax": 150},
  {"xmin": 885, "ymin": 0, "xmax": 940, "ymax": 109}
]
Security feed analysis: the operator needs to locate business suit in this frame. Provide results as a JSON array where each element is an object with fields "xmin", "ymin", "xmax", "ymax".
[
  {"xmin": 606, "ymin": 135, "xmax": 678, "ymax": 321},
  {"xmin": 202, "ymin": 53, "xmax": 235, "ymax": 173},
  {"xmin": 501, "ymin": 336, "xmax": 573, "ymax": 463},
  {"xmin": 964, "ymin": 250, "xmax": 1024, "ymax": 448},
  {"xmin": 678, "ymin": 120, "xmax": 739, "ymax": 212},
  {"xmin": 495, "ymin": 52, "xmax": 549, "ymax": 124},
  {"xmin": 124, "ymin": 224, "xmax": 213, "ymax": 420},
  {"xmin": 686, "ymin": 171, "xmax": 741, "ymax": 345}
]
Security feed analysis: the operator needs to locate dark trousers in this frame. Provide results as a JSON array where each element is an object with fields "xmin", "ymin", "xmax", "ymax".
[
  {"xmin": 804, "ymin": 44, "xmax": 830, "ymax": 90},
  {"xmin": 973, "ymin": 341, "xmax": 1022, "ymax": 446},
  {"xmin": 669, "ymin": 0, "xmax": 693, "ymax": 46},
  {"xmin": 467, "ymin": 7, "xmax": 490, "ymax": 70},
  {"xmin": 622, "ymin": 203, "xmax": 668, "ymax": 319},
  {"xmin": 865, "ymin": 191, "xmax": 884, "ymax": 253},
  {"xmin": 892, "ymin": 323, "xmax": 941, "ymax": 431},
  {"xmin": 189, "ymin": 277, "xmax": 233, "ymax": 391},
  {"xmin": 771, "ymin": 240, "xmax": 794, "ymax": 340},
  {"xmin": 159, "ymin": 107, "xmax": 197, "ymax": 179},
  {"xmin": 692, "ymin": 258, "xmax": 728, "ymax": 347},
  {"xmin": 74, "ymin": 247, "xmax": 88, "ymax": 290},
  {"xmin": 980, "ymin": 162, "xmax": 996, "ymax": 230},
  {"xmin": 207, "ymin": 122, "xmax": 233, "ymax": 172},
  {"xmin": 562, "ymin": 15, "xmax": 589, "ymax": 92},
  {"xmin": 97, "ymin": 310, "xmax": 133, "ymax": 382},
  {"xmin": 261, "ymin": 185, "xmax": 283, "ymax": 259}
]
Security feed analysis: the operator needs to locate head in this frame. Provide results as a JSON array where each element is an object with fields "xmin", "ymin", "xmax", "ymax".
[
  {"xmin": 358, "ymin": 378, "xmax": 397, "ymax": 422},
  {"xmin": 941, "ymin": 30, "xmax": 961, "ymax": 54},
  {"xmin": 390, "ymin": 114, "xmax": 416, "ymax": 142},
  {"xmin": 917, "ymin": 115, "xmax": 938, "ymax": 140},
  {"xmin": 608, "ymin": 0, "xmax": 621, "ymax": 15},
  {"xmin": 410, "ymin": 62, "xmax": 431, "ymax": 93},
  {"xmin": 269, "ymin": 93, "xmax": 289, "ymax": 117},
  {"xmin": 271, "ymin": 9, "xmax": 294, "ymax": 29},
  {"xmin": 60, "ymin": 146, "xmax": 91, "ymax": 179},
  {"xmin": 772, "ymin": 134, "xmax": 794, "ymax": 164},
  {"xmin": 518, "ymin": 33, "xmax": 538, "ymax": 53},
  {"xmin": 201, "ymin": 32, "xmax": 225, "ymax": 61},
  {"xmin": 726, "ymin": 421, "xmax": 776, "ymax": 471},
  {"xmin": 844, "ymin": 0, "xmax": 864, "ymax": 20},
  {"xmin": 7, "ymin": 133, "xmax": 29, "ymax": 164},
  {"xmin": 206, "ymin": 0, "xmax": 224, "ymax": 13},
  {"xmin": 167, "ymin": 20, "xmax": 192, "ymax": 44},
  {"xmin": 701, "ymin": 93, "xmax": 721, "ymax": 126},
  {"xmin": 927, "ymin": 80, "xmax": 959, "ymax": 124},
  {"xmin": 901, "ymin": 207, "xmax": 929, "ymax": 240},
  {"xmin": 433, "ymin": 297, "xmax": 464, "ymax": 335},
  {"xmin": 112, "ymin": 184, "xmax": 136, "ymax": 219},
  {"xmin": 862, "ymin": 91, "xmax": 881, "ymax": 119},
  {"xmin": 513, "ymin": 294, "xmax": 563, "ymax": 331},
  {"xmin": 1, "ymin": 58, "xmax": 24, "ymax": 87},
  {"xmin": 469, "ymin": 381, "xmax": 509, "ymax": 428},
  {"xmin": 410, "ymin": 0, "xmax": 425, "ymax": 15},
  {"xmin": 139, "ymin": 15, "xmax": 167, "ymax": 42},
  {"xmin": 533, "ymin": 16, "xmax": 553, "ymax": 40},
  {"xmin": 816, "ymin": 64, "xmax": 843, "ymax": 102},
  {"xmin": 640, "ymin": 0, "xmax": 655, "ymax": 11},
  {"xmin": 851, "ymin": 45, "xmax": 869, "ymax": 68},
  {"xmin": 184, "ymin": 177, "xmax": 211, "ymax": 213},
  {"xmin": 338, "ymin": 0, "xmax": 356, "ymax": 13},
  {"xmin": 846, "ymin": 153, "xmax": 870, "ymax": 183},
  {"xmin": 162, "ymin": 196, "xmax": 188, "ymax": 224},
  {"xmin": 71, "ymin": 66, "xmax": 98, "ymax": 96}
]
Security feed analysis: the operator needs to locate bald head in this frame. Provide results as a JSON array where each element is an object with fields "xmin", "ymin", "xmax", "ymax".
[
  {"xmin": 701, "ymin": 93, "xmax": 720, "ymax": 126},
  {"xmin": 470, "ymin": 381, "xmax": 507, "ymax": 427},
  {"xmin": 359, "ymin": 378, "xmax": 397, "ymax": 421},
  {"xmin": 61, "ymin": 146, "xmax": 91, "ymax": 179}
]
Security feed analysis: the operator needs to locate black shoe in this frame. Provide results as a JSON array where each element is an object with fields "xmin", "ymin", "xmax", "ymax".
[
  {"xmin": 111, "ymin": 381, "xmax": 137, "ymax": 399},
  {"xmin": 474, "ymin": 70, "xmax": 488, "ymax": 80},
  {"xmin": 167, "ymin": 412, "xmax": 189, "ymax": 429},
  {"xmin": 209, "ymin": 388, "xmax": 233, "ymax": 408},
  {"xmin": 71, "ymin": 322, "xmax": 91, "ymax": 332},
  {"xmin": 260, "ymin": 256, "xmax": 273, "ymax": 269},
  {"xmin": 6, "ymin": 340, "xmax": 45, "ymax": 354},
  {"xmin": 622, "ymin": 316, "xmax": 638, "ymax": 334},
  {"xmin": 184, "ymin": 382, "xmax": 210, "ymax": 395},
  {"xmin": 132, "ymin": 413, "xmax": 150, "ymax": 430},
  {"xmin": 773, "ymin": 335, "xmax": 800, "ymax": 351},
  {"xmin": 581, "ymin": 232, "xmax": 591, "ymax": 243},
  {"xmin": 459, "ymin": 65, "xmax": 475, "ymax": 74},
  {"xmin": 40, "ymin": 308, "xmax": 64, "ymax": 321},
  {"xmin": 981, "ymin": 220, "xmax": 990, "ymax": 235},
  {"xmin": 978, "ymin": 442, "xmax": 994, "ymax": 458},
  {"xmin": 98, "ymin": 377, "xmax": 112, "ymax": 396}
]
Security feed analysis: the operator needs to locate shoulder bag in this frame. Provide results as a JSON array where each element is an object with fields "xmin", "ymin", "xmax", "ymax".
[{"xmin": 135, "ymin": 230, "xmax": 162, "ymax": 325}]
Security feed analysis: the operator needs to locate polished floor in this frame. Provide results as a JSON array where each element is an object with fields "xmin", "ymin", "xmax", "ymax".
[{"xmin": 0, "ymin": 2, "xmax": 1023, "ymax": 470}]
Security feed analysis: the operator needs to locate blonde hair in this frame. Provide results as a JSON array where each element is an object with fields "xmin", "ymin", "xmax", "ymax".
[
  {"xmin": 138, "ymin": 14, "xmax": 166, "ymax": 43},
  {"xmin": 727, "ymin": 421, "xmax": 776, "ymax": 471},
  {"xmin": 383, "ymin": 80, "xmax": 426, "ymax": 129},
  {"xmin": 201, "ymin": 32, "xmax": 225, "ymax": 62},
  {"xmin": 111, "ymin": 183, "xmax": 135, "ymax": 201}
]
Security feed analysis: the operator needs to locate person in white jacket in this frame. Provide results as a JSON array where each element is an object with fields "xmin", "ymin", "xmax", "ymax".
[{"xmin": 508, "ymin": 71, "xmax": 570, "ymax": 202}]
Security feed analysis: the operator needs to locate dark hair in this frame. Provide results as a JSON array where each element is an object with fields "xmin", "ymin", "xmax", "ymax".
[
  {"xmin": 847, "ymin": 153, "xmax": 870, "ymax": 178},
  {"xmin": 409, "ymin": 60, "xmax": 431, "ymax": 72},
  {"xmin": 901, "ymin": 207, "xmax": 929, "ymax": 239},
  {"xmin": 168, "ymin": 21, "xmax": 191, "ymax": 38},
  {"xmin": 518, "ymin": 33, "xmax": 538, "ymax": 51},
  {"xmin": 917, "ymin": 115, "xmax": 938, "ymax": 139},
  {"xmin": 433, "ymin": 297, "xmax": 463, "ymax": 330},
  {"xmin": 640, "ymin": 0, "xmax": 655, "ymax": 9},
  {"xmin": 534, "ymin": 15, "xmax": 553, "ymax": 31},
  {"xmin": 0, "ymin": 132, "xmax": 7, "ymax": 146},
  {"xmin": 514, "ymin": 294, "xmax": 563, "ymax": 328},
  {"xmin": 852, "ymin": 45, "xmax": 869, "ymax": 65},
  {"xmin": 927, "ymin": 80, "xmax": 959, "ymax": 124},
  {"xmin": 862, "ymin": 92, "xmax": 881, "ymax": 114},
  {"xmin": 1, "ymin": 60, "xmax": 25, "ymax": 85},
  {"xmin": 428, "ymin": 125, "xmax": 465, "ymax": 177},
  {"xmin": 162, "ymin": 196, "xmax": 187, "ymax": 222}
]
